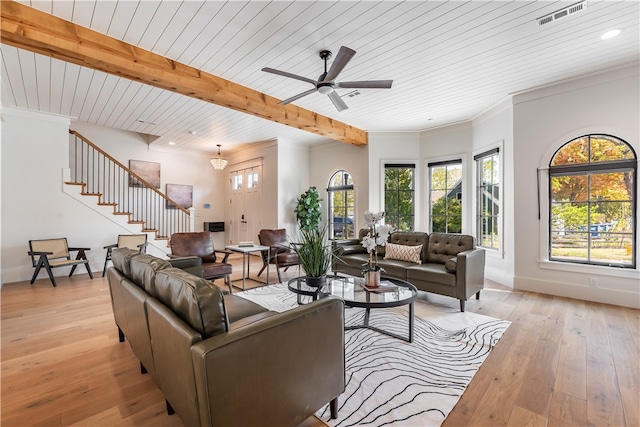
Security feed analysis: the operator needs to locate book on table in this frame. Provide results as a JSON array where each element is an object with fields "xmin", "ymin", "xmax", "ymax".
[
  {"xmin": 360, "ymin": 280, "xmax": 399, "ymax": 293},
  {"xmin": 238, "ymin": 241, "xmax": 254, "ymax": 247}
]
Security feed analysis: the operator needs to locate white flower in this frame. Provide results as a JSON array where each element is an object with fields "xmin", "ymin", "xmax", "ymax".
[
  {"xmin": 376, "ymin": 225, "xmax": 393, "ymax": 246},
  {"xmin": 363, "ymin": 210, "xmax": 384, "ymax": 227},
  {"xmin": 361, "ymin": 235, "xmax": 377, "ymax": 252}
]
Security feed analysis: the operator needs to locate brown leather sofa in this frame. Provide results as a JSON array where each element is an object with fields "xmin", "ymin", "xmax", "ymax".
[
  {"xmin": 333, "ymin": 230, "xmax": 485, "ymax": 311},
  {"xmin": 106, "ymin": 248, "xmax": 345, "ymax": 427},
  {"xmin": 169, "ymin": 232, "xmax": 234, "ymax": 293}
]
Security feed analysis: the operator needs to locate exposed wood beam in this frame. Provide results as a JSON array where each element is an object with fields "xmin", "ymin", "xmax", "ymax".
[{"xmin": 0, "ymin": 1, "xmax": 368, "ymax": 146}]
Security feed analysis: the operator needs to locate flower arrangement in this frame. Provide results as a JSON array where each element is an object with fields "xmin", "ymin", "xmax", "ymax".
[{"xmin": 361, "ymin": 210, "xmax": 393, "ymax": 273}]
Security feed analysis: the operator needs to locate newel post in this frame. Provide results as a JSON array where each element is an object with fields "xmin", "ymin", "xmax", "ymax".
[{"xmin": 188, "ymin": 207, "xmax": 196, "ymax": 232}]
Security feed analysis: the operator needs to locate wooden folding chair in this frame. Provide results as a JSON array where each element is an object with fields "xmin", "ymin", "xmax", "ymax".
[
  {"xmin": 103, "ymin": 234, "xmax": 148, "ymax": 276},
  {"xmin": 28, "ymin": 238, "xmax": 93, "ymax": 287}
]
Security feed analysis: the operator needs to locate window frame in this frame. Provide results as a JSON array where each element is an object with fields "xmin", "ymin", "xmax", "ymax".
[
  {"xmin": 383, "ymin": 163, "xmax": 416, "ymax": 232},
  {"xmin": 327, "ymin": 170, "xmax": 355, "ymax": 240},
  {"xmin": 428, "ymin": 159, "xmax": 463, "ymax": 234},
  {"xmin": 547, "ymin": 134, "xmax": 637, "ymax": 269},
  {"xmin": 474, "ymin": 147, "xmax": 501, "ymax": 252}
]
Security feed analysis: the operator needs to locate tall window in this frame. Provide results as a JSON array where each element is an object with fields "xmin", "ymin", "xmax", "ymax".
[
  {"xmin": 328, "ymin": 171, "xmax": 355, "ymax": 239},
  {"xmin": 475, "ymin": 149, "xmax": 500, "ymax": 250},
  {"xmin": 429, "ymin": 160, "xmax": 462, "ymax": 233},
  {"xmin": 384, "ymin": 164, "xmax": 415, "ymax": 231},
  {"xmin": 549, "ymin": 134, "xmax": 636, "ymax": 268}
]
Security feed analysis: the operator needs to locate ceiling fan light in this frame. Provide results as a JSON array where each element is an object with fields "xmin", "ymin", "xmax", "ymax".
[
  {"xmin": 210, "ymin": 144, "xmax": 228, "ymax": 170},
  {"xmin": 317, "ymin": 85, "xmax": 334, "ymax": 95}
]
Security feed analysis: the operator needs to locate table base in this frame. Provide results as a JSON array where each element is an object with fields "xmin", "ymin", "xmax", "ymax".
[{"xmin": 346, "ymin": 303, "xmax": 414, "ymax": 343}]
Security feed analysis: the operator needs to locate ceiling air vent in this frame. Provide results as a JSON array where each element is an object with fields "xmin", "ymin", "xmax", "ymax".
[{"xmin": 537, "ymin": 1, "xmax": 587, "ymax": 26}]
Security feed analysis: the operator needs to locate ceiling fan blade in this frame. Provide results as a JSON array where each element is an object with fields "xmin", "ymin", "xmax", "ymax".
[
  {"xmin": 262, "ymin": 67, "xmax": 317, "ymax": 86},
  {"xmin": 323, "ymin": 46, "xmax": 356, "ymax": 82},
  {"xmin": 327, "ymin": 91, "xmax": 348, "ymax": 112},
  {"xmin": 336, "ymin": 80, "xmax": 393, "ymax": 89},
  {"xmin": 279, "ymin": 88, "xmax": 317, "ymax": 105}
]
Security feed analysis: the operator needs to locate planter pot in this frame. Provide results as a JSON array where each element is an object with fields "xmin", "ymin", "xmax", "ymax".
[
  {"xmin": 306, "ymin": 276, "xmax": 327, "ymax": 288},
  {"xmin": 364, "ymin": 270, "xmax": 381, "ymax": 288}
]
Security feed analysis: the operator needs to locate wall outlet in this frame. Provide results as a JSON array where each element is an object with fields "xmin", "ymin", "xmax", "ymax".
[{"xmin": 589, "ymin": 277, "xmax": 598, "ymax": 288}]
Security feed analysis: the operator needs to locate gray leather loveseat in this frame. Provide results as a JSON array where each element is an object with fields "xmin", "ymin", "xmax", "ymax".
[
  {"xmin": 333, "ymin": 230, "xmax": 485, "ymax": 311},
  {"xmin": 106, "ymin": 248, "xmax": 345, "ymax": 427}
]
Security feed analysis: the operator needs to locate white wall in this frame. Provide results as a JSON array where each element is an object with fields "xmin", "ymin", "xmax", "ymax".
[
  {"xmin": 512, "ymin": 64, "xmax": 640, "ymax": 308},
  {"xmin": 277, "ymin": 139, "xmax": 310, "ymax": 239},
  {"xmin": 472, "ymin": 99, "xmax": 515, "ymax": 287},
  {"xmin": 307, "ymin": 140, "xmax": 369, "ymax": 232},
  {"xmin": 368, "ymin": 131, "xmax": 422, "ymax": 225},
  {"xmin": 421, "ymin": 122, "xmax": 473, "ymax": 233},
  {"xmin": 1, "ymin": 109, "xmax": 116, "ymax": 283}
]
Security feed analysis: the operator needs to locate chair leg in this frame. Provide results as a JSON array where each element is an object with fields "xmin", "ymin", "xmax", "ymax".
[
  {"xmin": 166, "ymin": 400, "xmax": 175, "ymax": 415},
  {"xmin": 226, "ymin": 275, "xmax": 233, "ymax": 294},
  {"xmin": 118, "ymin": 326, "xmax": 125, "ymax": 343},
  {"xmin": 102, "ymin": 257, "xmax": 110, "ymax": 277},
  {"xmin": 30, "ymin": 260, "xmax": 44, "ymax": 284},
  {"xmin": 330, "ymin": 397, "xmax": 339, "ymax": 419},
  {"xmin": 476, "ymin": 290, "xmax": 481, "ymax": 300},
  {"xmin": 459, "ymin": 299, "xmax": 465, "ymax": 312},
  {"xmin": 140, "ymin": 362, "xmax": 147, "ymax": 374},
  {"xmin": 85, "ymin": 262, "xmax": 94, "ymax": 279},
  {"xmin": 257, "ymin": 264, "xmax": 267, "ymax": 277}
]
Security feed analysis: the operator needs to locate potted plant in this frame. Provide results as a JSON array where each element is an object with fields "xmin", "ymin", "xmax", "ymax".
[
  {"xmin": 361, "ymin": 210, "xmax": 393, "ymax": 287},
  {"xmin": 295, "ymin": 187, "xmax": 322, "ymax": 231},
  {"xmin": 292, "ymin": 225, "xmax": 334, "ymax": 287}
]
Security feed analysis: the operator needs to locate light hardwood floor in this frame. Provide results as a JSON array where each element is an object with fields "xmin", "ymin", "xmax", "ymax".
[{"xmin": 2, "ymin": 253, "xmax": 638, "ymax": 426}]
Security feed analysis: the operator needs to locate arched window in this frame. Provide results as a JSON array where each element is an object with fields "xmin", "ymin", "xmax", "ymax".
[
  {"xmin": 549, "ymin": 134, "xmax": 636, "ymax": 268},
  {"xmin": 327, "ymin": 171, "xmax": 355, "ymax": 239}
]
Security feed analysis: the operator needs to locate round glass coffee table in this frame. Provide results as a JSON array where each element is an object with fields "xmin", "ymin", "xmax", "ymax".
[{"xmin": 287, "ymin": 274, "xmax": 417, "ymax": 342}]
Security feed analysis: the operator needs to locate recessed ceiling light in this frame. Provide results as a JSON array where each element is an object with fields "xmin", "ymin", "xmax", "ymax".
[
  {"xmin": 601, "ymin": 29, "xmax": 622, "ymax": 40},
  {"xmin": 168, "ymin": 141, "xmax": 175, "ymax": 145}
]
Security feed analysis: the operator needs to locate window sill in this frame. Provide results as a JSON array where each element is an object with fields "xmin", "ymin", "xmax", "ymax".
[{"xmin": 539, "ymin": 259, "xmax": 639, "ymax": 279}]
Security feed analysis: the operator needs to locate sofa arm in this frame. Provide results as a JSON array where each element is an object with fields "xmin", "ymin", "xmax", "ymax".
[
  {"xmin": 456, "ymin": 248, "xmax": 486, "ymax": 301},
  {"xmin": 191, "ymin": 297, "xmax": 345, "ymax": 427},
  {"xmin": 168, "ymin": 256, "xmax": 204, "ymax": 278}
]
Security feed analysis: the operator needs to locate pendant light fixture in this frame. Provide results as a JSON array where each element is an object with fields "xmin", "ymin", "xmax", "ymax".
[{"xmin": 210, "ymin": 144, "xmax": 228, "ymax": 170}]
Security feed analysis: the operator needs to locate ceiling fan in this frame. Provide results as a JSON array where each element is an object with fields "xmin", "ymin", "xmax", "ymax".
[{"xmin": 262, "ymin": 46, "xmax": 393, "ymax": 112}]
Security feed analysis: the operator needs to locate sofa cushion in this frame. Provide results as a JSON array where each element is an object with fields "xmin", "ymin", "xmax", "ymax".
[
  {"xmin": 130, "ymin": 254, "xmax": 172, "ymax": 295},
  {"xmin": 376, "ymin": 259, "xmax": 412, "ymax": 280},
  {"xmin": 111, "ymin": 248, "xmax": 143, "ymax": 278},
  {"xmin": 427, "ymin": 233, "xmax": 474, "ymax": 264},
  {"xmin": 338, "ymin": 244, "xmax": 366, "ymax": 255},
  {"xmin": 406, "ymin": 263, "xmax": 456, "ymax": 287},
  {"xmin": 384, "ymin": 243, "xmax": 422, "ymax": 264},
  {"xmin": 154, "ymin": 268, "xmax": 228, "ymax": 338},
  {"xmin": 223, "ymin": 294, "xmax": 270, "ymax": 324}
]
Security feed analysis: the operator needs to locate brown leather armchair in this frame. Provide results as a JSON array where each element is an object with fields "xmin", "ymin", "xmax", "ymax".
[
  {"xmin": 169, "ymin": 232, "xmax": 233, "ymax": 293},
  {"xmin": 258, "ymin": 229, "xmax": 299, "ymax": 283}
]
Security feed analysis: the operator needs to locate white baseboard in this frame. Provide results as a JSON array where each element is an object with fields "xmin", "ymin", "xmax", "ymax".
[{"xmin": 514, "ymin": 276, "xmax": 640, "ymax": 309}]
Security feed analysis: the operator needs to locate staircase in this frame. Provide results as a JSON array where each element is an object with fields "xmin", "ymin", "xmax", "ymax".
[{"xmin": 63, "ymin": 130, "xmax": 194, "ymax": 256}]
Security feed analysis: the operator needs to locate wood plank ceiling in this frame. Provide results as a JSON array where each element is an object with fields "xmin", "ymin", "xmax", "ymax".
[{"xmin": 1, "ymin": 0, "xmax": 638, "ymax": 155}]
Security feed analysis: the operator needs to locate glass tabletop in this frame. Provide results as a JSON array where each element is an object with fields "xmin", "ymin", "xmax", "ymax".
[{"xmin": 288, "ymin": 274, "xmax": 417, "ymax": 308}]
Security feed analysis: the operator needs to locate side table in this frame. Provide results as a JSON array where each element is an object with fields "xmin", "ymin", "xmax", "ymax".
[{"xmin": 225, "ymin": 244, "xmax": 270, "ymax": 291}]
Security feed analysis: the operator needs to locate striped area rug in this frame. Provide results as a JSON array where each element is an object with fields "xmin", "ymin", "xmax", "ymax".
[{"xmin": 237, "ymin": 284, "xmax": 510, "ymax": 427}]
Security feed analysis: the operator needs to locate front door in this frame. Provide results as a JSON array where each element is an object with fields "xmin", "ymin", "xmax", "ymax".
[{"xmin": 229, "ymin": 165, "xmax": 262, "ymax": 245}]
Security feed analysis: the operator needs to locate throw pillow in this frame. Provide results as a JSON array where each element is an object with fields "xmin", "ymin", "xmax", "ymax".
[
  {"xmin": 445, "ymin": 258, "xmax": 458, "ymax": 273},
  {"xmin": 384, "ymin": 243, "xmax": 422, "ymax": 264}
]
